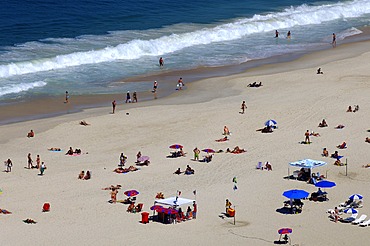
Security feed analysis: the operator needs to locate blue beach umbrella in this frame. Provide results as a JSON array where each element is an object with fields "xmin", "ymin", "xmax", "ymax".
[
  {"xmin": 349, "ymin": 194, "xmax": 363, "ymax": 200},
  {"xmin": 265, "ymin": 119, "xmax": 277, "ymax": 127},
  {"xmin": 344, "ymin": 208, "xmax": 358, "ymax": 214},
  {"xmin": 315, "ymin": 180, "xmax": 336, "ymax": 188},
  {"xmin": 283, "ymin": 189, "xmax": 309, "ymax": 199}
]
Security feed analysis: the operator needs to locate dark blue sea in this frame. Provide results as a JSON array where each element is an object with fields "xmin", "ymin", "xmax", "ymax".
[{"xmin": 0, "ymin": 0, "xmax": 369, "ymax": 101}]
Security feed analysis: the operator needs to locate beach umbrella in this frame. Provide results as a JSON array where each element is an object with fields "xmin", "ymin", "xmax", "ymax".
[
  {"xmin": 138, "ymin": 156, "xmax": 150, "ymax": 162},
  {"xmin": 150, "ymin": 205, "xmax": 163, "ymax": 211},
  {"xmin": 283, "ymin": 189, "xmax": 309, "ymax": 199},
  {"xmin": 265, "ymin": 119, "xmax": 277, "ymax": 127},
  {"xmin": 124, "ymin": 190, "xmax": 139, "ymax": 197},
  {"xmin": 344, "ymin": 208, "xmax": 358, "ymax": 214},
  {"xmin": 315, "ymin": 180, "xmax": 336, "ymax": 188},
  {"xmin": 202, "ymin": 148, "xmax": 215, "ymax": 153},
  {"xmin": 278, "ymin": 228, "xmax": 292, "ymax": 234},
  {"xmin": 169, "ymin": 144, "xmax": 183, "ymax": 149},
  {"xmin": 349, "ymin": 194, "xmax": 363, "ymax": 200}
]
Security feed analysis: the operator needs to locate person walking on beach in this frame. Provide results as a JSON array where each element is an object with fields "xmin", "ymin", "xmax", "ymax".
[
  {"xmin": 27, "ymin": 153, "xmax": 34, "ymax": 169},
  {"xmin": 240, "ymin": 101, "xmax": 247, "ymax": 114},
  {"xmin": 153, "ymin": 81, "xmax": 158, "ymax": 99},
  {"xmin": 65, "ymin": 91, "xmax": 69, "ymax": 103},
  {"xmin": 39, "ymin": 162, "xmax": 46, "ymax": 176},
  {"xmin": 275, "ymin": 30, "xmax": 279, "ymax": 38},
  {"xmin": 193, "ymin": 147, "xmax": 200, "ymax": 161},
  {"xmin": 159, "ymin": 57, "xmax": 164, "ymax": 67},
  {"xmin": 36, "ymin": 155, "xmax": 41, "ymax": 169},
  {"xmin": 5, "ymin": 158, "xmax": 13, "ymax": 172},
  {"xmin": 332, "ymin": 33, "xmax": 336, "ymax": 47},
  {"xmin": 305, "ymin": 130, "xmax": 310, "ymax": 144},
  {"xmin": 133, "ymin": 91, "xmax": 137, "ymax": 103},
  {"xmin": 177, "ymin": 77, "xmax": 184, "ymax": 90},
  {"xmin": 112, "ymin": 100, "xmax": 116, "ymax": 114},
  {"xmin": 125, "ymin": 91, "xmax": 131, "ymax": 103}
]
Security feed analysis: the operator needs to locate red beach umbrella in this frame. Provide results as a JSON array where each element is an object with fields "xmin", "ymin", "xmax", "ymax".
[
  {"xmin": 169, "ymin": 144, "xmax": 183, "ymax": 149},
  {"xmin": 202, "ymin": 148, "xmax": 215, "ymax": 153},
  {"xmin": 278, "ymin": 228, "xmax": 292, "ymax": 234},
  {"xmin": 124, "ymin": 190, "xmax": 139, "ymax": 197}
]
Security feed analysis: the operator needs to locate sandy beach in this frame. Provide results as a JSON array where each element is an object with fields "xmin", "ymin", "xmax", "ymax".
[{"xmin": 1, "ymin": 39, "xmax": 370, "ymax": 245}]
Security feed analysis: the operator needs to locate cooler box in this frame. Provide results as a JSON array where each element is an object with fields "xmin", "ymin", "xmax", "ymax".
[
  {"xmin": 141, "ymin": 212, "xmax": 149, "ymax": 224},
  {"xmin": 227, "ymin": 208, "xmax": 235, "ymax": 217}
]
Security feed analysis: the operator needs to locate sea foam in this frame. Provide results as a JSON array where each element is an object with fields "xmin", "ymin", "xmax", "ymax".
[{"xmin": 0, "ymin": 0, "xmax": 369, "ymax": 79}]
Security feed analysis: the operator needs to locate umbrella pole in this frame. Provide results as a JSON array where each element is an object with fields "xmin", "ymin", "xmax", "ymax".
[
  {"xmin": 288, "ymin": 167, "xmax": 290, "ymax": 180},
  {"xmin": 345, "ymin": 158, "xmax": 348, "ymax": 176},
  {"xmin": 233, "ymin": 205, "xmax": 236, "ymax": 225}
]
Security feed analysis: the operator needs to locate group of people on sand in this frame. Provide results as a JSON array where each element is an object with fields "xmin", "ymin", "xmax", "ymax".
[
  {"xmin": 247, "ymin": 81, "xmax": 263, "ymax": 87},
  {"xmin": 66, "ymin": 147, "xmax": 82, "ymax": 155},
  {"xmin": 174, "ymin": 165, "xmax": 195, "ymax": 175},
  {"xmin": 125, "ymin": 91, "xmax": 138, "ymax": 103},
  {"xmin": 346, "ymin": 105, "xmax": 359, "ymax": 113},
  {"xmin": 78, "ymin": 170, "xmax": 91, "ymax": 180},
  {"xmin": 170, "ymin": 148, "xmax": 186, "ymax": 158}
]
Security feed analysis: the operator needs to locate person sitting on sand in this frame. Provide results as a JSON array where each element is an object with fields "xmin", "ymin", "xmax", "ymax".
[
  {"xmin": 261, "ymin": 126, "xmax": 273, "ymax": 133},
  {"xmin": 136, "ymin": 151, "xmax": 141, "ymax": 163},
  {"xmin": 127, "ymin": 202, "xmax": 135, "ymax": 212},
  {"xmin": 335, "ymin": 124, "xmax": 345, "ymax": 129},
  {"xmin": 317, "ymin": 68, "xmax": 323, "ymax": 74},
  {"xmin": 322, "ymin": 148, "xmax": 329, "ymax": 157},
  {"xmin": 202, "ymin": 154, "xmax": 213, "ymax": 163},
  {"xmin": 74, "ymin": 148, "xmax": 82, "ymax": 154},
  {"xmin": 215, "ymin": 136, "xmax": 228, "ymax": 142},
  {"xmin": 66, "ymin": 147, "xmax": 74, "ymax": 155},
  {"xmin": 179, "ymin": 148, "xmax": 186, "ymax": 157},
  {"xmin": 83, "ymin": 170, "xmax": 91, "ymax": 180},
  {"xmin": 27, "ymin": 130, "xmax": 35, "ymax": 138},
  {"xmin": 48, "ymin": 147, "xmax": 61, "ymax": 151},
  {"xmin": 264, "ymin": 162, "xmax": 272, "ymax": 171},
  {"xmin": 347, "ymin": 106, "xmax": 352, "ymax": 112},
  {"xmin": 334, "ymin": 159, "xmax": 343, "ymax": 166},
  {"xmin": 156, "ymin": 192, "xmax": 165, "ymax": 199},
  {"xmin": 223, "ymin": 126, "xmax": 230, "ymax": 135},
  {"xmin": 331, "ymin": 151, "xmax": 339, "ymax": 159},
  {"xmin": 248, "ymin": 82, "xmax": 257, "ymax": 87},
  {"xmin": 318, "ymin": 119, "xmax": 328, "ymax": 127},
  {"xmin": 231, "ymin": 146, "xmax": 246, "ymax": 154},
  {"xmin": 366, "ymin": 137, "xmax": 370, "ymax": 143},
  {"xmin": 185, "ymin": 165, "xmax": 195, "ymax": 175},
  {"xmin": 353, "ymin": 105, "xmax": 359, "ymax": 112},
  {"xmin": 78, "ymin": 171, "xmax": 85, "ymax": 179},
  {"xmin": 337, "ymin": 141, "xmax": 347, "ymax": 149},
  {"xmin": 79, "ymin": 120, "xmax": 90, "ymax": 126},
  {"xmin": 174, "ymin": 168, "xmax": 182, "ymax": 175}
]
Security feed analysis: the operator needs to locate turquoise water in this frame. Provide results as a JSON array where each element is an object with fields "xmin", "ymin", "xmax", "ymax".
[{"xmin": 0, "ymin": 0, "xmax": 369, "ymax": 101}]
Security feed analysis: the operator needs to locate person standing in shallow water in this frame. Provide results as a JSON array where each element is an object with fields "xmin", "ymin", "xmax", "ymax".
[
  {"xmin": 133, "ymin": 91, "xmax": 137, "ymax": 103},
  {"xmin": 65, "ymin": 91, "xmax": 69, "ymax": 103},
  {"xmin": 159, "ymin": 57, "xmax": 164, "ymax": 67},
  {"xmin": 275, "ymin": 30, "xmax": 279, "ymax": 38},
  {"xmin": 332, "ymin": 33, "xmax": 336, "ymax": 47}
]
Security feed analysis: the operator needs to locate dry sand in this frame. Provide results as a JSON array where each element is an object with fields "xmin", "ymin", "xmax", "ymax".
[{"xmin": 1, "ymin": 40, "xmax": 370, "ymax": 246}]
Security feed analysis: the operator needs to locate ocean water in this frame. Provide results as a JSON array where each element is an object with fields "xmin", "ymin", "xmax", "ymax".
[{"xmin": 0, "ymin": 0, "xmax": 370, "ymax": 102}]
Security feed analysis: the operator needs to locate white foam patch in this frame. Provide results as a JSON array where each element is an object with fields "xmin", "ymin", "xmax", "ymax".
[{"xmin": 0, "ymin": 81, "xmax": 47, "ymax": 96}]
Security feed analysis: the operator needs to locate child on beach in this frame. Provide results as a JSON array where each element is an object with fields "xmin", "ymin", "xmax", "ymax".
[
  {"xmin": 39, "ymin": 162, "xmax": 46, "ymax": 175},
  {"xmin": 240, "ymin": 101, "xmax": 247, "ymax": 114},
  {"xmin": 5, "ymin": 159, "xmax": 12, "ymax": 172}
]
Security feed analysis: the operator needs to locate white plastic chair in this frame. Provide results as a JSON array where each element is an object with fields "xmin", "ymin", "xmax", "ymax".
[{"xmin": 352, "ymin": 214, "xmax": 367, "ymax": 225}]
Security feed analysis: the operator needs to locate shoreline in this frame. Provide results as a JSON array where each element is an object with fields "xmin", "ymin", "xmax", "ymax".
[{"xmin": 1, "ymin": 29, "xmax": 370, "ymax": 126}]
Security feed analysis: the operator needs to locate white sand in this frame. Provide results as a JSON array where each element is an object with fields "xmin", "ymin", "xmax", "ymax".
[{"xmin": 1, "ymin": 40, "xmax": 370, "ymax": 246}]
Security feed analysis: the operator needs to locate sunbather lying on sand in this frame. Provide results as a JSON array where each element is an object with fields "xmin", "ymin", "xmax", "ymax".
[
  {"xmin": 114, "ymin": 166, "xmax": 138, "ymax": 173},
  {"xmin": 215, "ymin": 136, "xmax": 228, "ymax": 142},
  {"xmin": 48, "ymin": 147, "xmax": 61, "ymax": 151},
  {"xmin": 156, "ymin": 192, "xmax": 165, "ymax": 199},
  {"xmin": 337, "ymin": 141, "xmax": 347, "ymax": 149},
  {"xmin": 23, "ymin": 218, "xmax": 37, "ymax": 224},
  {"xmin": 230, "ymin": 146, "xmax": 246, "ymax": 154},
  {"xmin": 173, "ymin": 168, "xmax": 183, "ymax": 175},
  {"xmin": 0, "ymin": 209, "xmax": 12, "ymax": 214},
  {"xmin": 102, "ymin": 185, "xmax": 122, "ymax": 190},
  {"xmin": 335, "ymin": 124, "xmax": 345, "ymax": 129},
  {"xmin": 79, "ymin": 120, "xmax": 90, "ymax": 126},
  {"xmin": 310, "ymin": 131, "xmax": 320, "ymax": 137},
  {"xmin": 362, "ymin": 164, "xmax": 370, "ymax": 168},
  {"xmin": 365, "ymin": 137, "xmax": 370, "ymax": 143}
]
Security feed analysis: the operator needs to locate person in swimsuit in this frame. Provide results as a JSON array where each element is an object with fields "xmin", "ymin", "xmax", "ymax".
[
  {"xmin": 65, "ymin": 91, "xmax": 69, "ymax": 103},
  {"xmin": 287, "ymin": 31, "xmax": 291, "ymax": 39},
  {"xmin": 240, "ymin": 101, "xmax": 247, "ymax": 114},
  {"xmin": 275, "ymin": 30, "xmax": 279, "ymax": 38},
  {"xmin": 332, "ymin": 33, "xmax": 336, "ymax": 47},
  {"xmin": 27, "ymin": 153, "xmax": 34, "ymax": 169},
  {"xmin": 159, "ymin": 57, "xmax": 164, "ymax": 67},
  {"xmin": 125, "ymin": 91, "xmax": 131, "ymax": 103},
  {"xmin": 112, "ymin": 100, "xmax": 116, "ymax": 114},
  {"xmin": 305, "ymin": 130, "xmax": 310, "ymax": 143},
  {"xmin": 133, "ymin": 91, "xmax": 137, "ymax": 103}
]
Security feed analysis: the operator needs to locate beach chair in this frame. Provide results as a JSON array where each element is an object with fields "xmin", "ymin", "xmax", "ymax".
[
  {"xmin": 352, "ymin": 214, "xmax": 367, "ymax": 225},
  {"xmin": 359, "ymin": 219, "xmax": 370, "ymax": 227},
  {"xmin": 135, "ymin": 203, "xmax": 143, "ymax": 213},
  {"xmin": 340, "ymin": 213, "xmax": 358, "ymax": 223}
]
